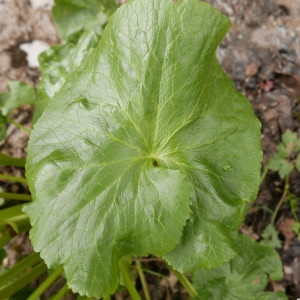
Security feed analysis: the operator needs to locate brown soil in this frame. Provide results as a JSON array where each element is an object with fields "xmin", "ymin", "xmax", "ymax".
[{"xmin": 1, "ymin": 0, "xmax": 300, "ymax": 299}]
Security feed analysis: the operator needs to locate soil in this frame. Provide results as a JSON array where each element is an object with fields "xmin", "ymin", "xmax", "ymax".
[{"xmin": 0, "ymin": 0, "xmax": 300, "ymax": 299}]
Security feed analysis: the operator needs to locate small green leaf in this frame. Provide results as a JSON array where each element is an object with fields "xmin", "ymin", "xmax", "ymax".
[
  {"xmin": 278, "ymin": 161, "xmax": 294, "ymax": 178},
  {"xmin": 52, "ymin": 0, "xmax": 120, "ymax": 43},
  {"xmin": 38, "ymin": 31, "xmax": 100, "ymax": 98},
  {"xmin": 282, "ymin": 130, "xmax": 300, "ymax": 153},
  {"xmin": 294, "ymin": 141, "xmax": 300, "ymax": 152},
  {"xmin": 286, "ymin": 193, "xmax": 299, "ymax": 213},
  {"xmin": 25, "ymin": 0, "xmax": 262, "ymax": 297},
  {"xmin": 0, "ymin": 81, "xmax": 35, "ymax": 116},
  {"xmin": 260, "ymin": 224, "xmax": 282, "ymax": 249},
  {"xmin": 192, "ymin": 234, "xmax": 284, "ymax": 300},
  {"xmin": 276, "ymin": 144, "xmax": 289, "ymax": 159},
  {"xmin": 279, "ymin": 130, "xmax": 300, "ymax": 154},
  {"xmin": 268, "ymin": 157, "xmax": 281, "ymax": 171},
  {"xmin": 269, "ymin": 130, "xmax": 300, "ymax": 179},
  {"xmin": 269, "ymin": 157, "xmax": 293, "ymax": 179},
  {"xmin": 292, "ymin": 222, "xmax": 300, "ymax": 240},
  {"xmin": 34, "ymin": 31, "xmax": 101, "ymax": 122}
]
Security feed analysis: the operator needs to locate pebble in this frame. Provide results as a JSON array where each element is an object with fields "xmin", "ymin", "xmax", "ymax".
[
  {"xmin": 19, "ymin": 40, "xmax": 50, "ymax": 68},
  {"xmin": 245, "ymin": 63, "xmax": 259, "ymax": 77}
]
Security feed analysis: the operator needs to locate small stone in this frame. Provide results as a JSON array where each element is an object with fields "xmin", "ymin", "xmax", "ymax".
[
  {"xmin": 245, "ymin": 63, "xmax": 259, "ymax": 77},
  {"xmin": 19, "ymin": 40, "xmax": 49, "ymax": 68}
]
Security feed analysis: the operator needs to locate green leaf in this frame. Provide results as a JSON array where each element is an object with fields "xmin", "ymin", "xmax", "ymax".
[
  {"xmin": 260, "ymin": 224, "xmax": 282, "ymax": 249},
  {"xmin": 192, "ymin": 234, "xmax": 284, "ymax": 300},
  {"xmin": 276, "ymin": 144, "xmax": 289, "ymax": 159},
  {"xmin": 24, "ymin": 0, "xmax": 261, "ymax": 297},
  {"xmin": 38, "ymin": 31, "xmax": 100, "ymax": 98},
  {"xmin": 282, "ymin": 130, "xmax": 300, "ymax": 153},
  {"xmin": 268, "ymin": 155, "xmax": 283, "ymax": 171},
  {"xmin": 0, "ymin": 81, "xmax": 35, "ymax": 116},
  {"xmin": 286, "ymin": 193, "xmax": 299, "ymax": 213},
  {"xmin": 294, "ymin": 140, "xmax": 300, "ymax": 152},
  {"xmin": 268, "ymin": 156, "xmax": 293, "ymax": 179},
  {"xmin": 292, "ymin": 222, "xmax": 300, "ymax": 240},
  {"xmin": 34, "ymin": 31, "xmax": 101, "ymax": 122},
  {"xmin": 52, "ymin": 0, "xmax": 120, "ymax": 43},
  {"xmin": 278, "ymin": 161, "xmax": 293, "ymax": 178}
]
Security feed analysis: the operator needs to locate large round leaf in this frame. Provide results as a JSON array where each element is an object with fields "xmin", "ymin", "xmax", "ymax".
[{"xmin": 24, "ymin": 0, "xmax": 262, "ymax": 297}]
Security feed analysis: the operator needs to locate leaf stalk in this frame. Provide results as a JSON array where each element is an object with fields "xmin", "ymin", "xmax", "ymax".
[
  {"xmin": 271, "ymin": 176, "xmax": 289, "ymax": 225},
  {"xmin": 164, "ymin": 261, "xmax": 197, "ymax": 298},
  {"xmin": 0, "ymin": 192, "xmax": 31, "ymax": 201},
  {"xmin": 135, "ymin": 259, "xmax": 151, "ymax": 300},
  {"xmin": 51, "ymin": 283, "xmax": 69, "ymax": 300},
  {"xmin": 27, "ymin": 266, "xmax": 64, "ymax": 300},
  {"xmin": 0, "ymin": 173, "xmax": 27, "ymax": 183},
  {"xmin": 119, "ymin": 259, "xmax": 142, "ymax": 300},
  {"xmin": 0, "ymin": 262, "xmax": 47, "ymax": 299},
  {"xmin": 7, "ymin": 116, "xmax": 31, "ymax": 134}
]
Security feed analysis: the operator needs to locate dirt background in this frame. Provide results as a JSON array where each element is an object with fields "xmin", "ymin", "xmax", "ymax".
[{"xmin": 0, "ymin": 0, "xmax": 300, "ymax": 299}]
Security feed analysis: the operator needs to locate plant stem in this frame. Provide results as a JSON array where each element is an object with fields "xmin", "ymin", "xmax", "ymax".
[
  {"xmin": 0, "ymin": 252, "xmax": 41, "ymax": 287},
  {"xmin": 119, "ymin": 259, "xmax": 141, "ymax": 300},
  {"xmin": 7, "ymin": 116, "xmax": 31, "ymax": 134},
  {"xmin": 249, "ymin": 205, "xmax": 274, "ymax": 215},
  {"xmin": 135, "ymin": 260, "xmax": 151, "ymax": 300},
  {"xmin": 260, "ymin": 163, "xmax": 269, "ymax": 184},
  {"xmin": 0, "ymin": 262, "xmax": 47, "ymax": 299},
  {"xmin": 171, "ymin": 268, "xmax": 198, "ymax": 298},
  {"xmin": 27, "ymin": 266, "xmax": 64, "ymax": 300},
  {"xmin": 271, "ymin": 176, "xmax": 289, "ymax": 225},
  {"xmin": 164, "ymin": 259, "xmax": 197, "ymax": 298},
  {"xmin": 0, "ymin": 173, "xmax": 27, "ymax": 183},
  {"xmin": 132, "ymin": 266, "xmax": 169, "ymax": 279},
  {"xmin": 51, "ymin": 283, "xmax": 69, "ymax": 300},
  {"xmin": 0, "ymin": 192, "xmax": 31, "ymax": 201},
  {"xmin": 0, "ymin": 152, "xmax": 26, "ymax": 167}
]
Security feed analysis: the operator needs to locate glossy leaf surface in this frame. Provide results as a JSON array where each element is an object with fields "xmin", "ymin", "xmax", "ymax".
[
  {"xmin": 25, "ymin": 0, "xmax": 261, "ymax": 297},
  {"xmin": 193, "ymin": 234, "xmax": 286, "ymax": 300}
]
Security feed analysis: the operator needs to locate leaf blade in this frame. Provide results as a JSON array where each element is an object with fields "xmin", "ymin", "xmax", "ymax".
[{"xmin": 25, "ymin": 0, "xmax": 262, "ymax": 297}]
